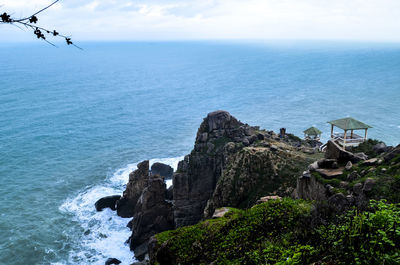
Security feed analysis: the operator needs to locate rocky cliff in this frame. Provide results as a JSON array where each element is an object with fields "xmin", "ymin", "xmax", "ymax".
[
  {"xmin": 295, "ymin": 140, "xmax": 400, "ymax": 211},
  {"xmin": 99, "ymin": 110, "xmax": 323, "ymax": 261}
]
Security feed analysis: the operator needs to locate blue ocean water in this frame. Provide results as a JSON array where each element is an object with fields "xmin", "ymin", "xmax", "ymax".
[{"xmin": 0, "ymin": 41, "xmax": 399, "ymax": 264}]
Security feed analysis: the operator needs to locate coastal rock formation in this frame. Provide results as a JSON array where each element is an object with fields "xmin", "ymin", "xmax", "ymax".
[
  {"xmin": 204, "ymin": 145, "xmax": 311, "ymax": 217},
  {"xmin": 173, "ymin": 110, "xmax": 248, "ymax": 227},
  {"xmin": 130, "ymin": 176, "xmax": 174, "ymax": 260},
  {"xmin": 117, "ymin": 160, "xmax": 150, "ymax": 218},
  {"xmin": 150, "ymin": 163, "xmax": 173, "ymax": 179},
  {"xmin": 95, "ymin": 195, "xmax": 121, "ymax": 211},
  {"xmin": 296, "ymin": 142, "xmax": 400, "ymax": 211},
  {"xmin": 325, "ymin": 140, "xmax": 367, "ymax": 163},
  {"xmin": 173, "ymin": 110, "xmax": 316, "ymax": 226},
  {"xmin": 98, "ymin": 110, "xmax": 324, "ymax": 261}
]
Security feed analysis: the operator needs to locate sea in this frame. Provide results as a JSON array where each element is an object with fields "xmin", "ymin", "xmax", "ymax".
[{"xmin": 0, "ymin": 41, "xmax": 399, "ymax": 264}]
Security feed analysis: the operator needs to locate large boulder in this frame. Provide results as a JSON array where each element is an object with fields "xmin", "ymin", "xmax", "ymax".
[
  {"xmin": 95, "ymin": 195, "xmax": 121, "ymax": 211},
  {"xmin": 325, "ymin": 140, "xmax": 365, "ymax": 163},
  {"xmin": 151, "ymin": 162, "xmax": 173, "ymax": 179},
  {"xmin": 117, "ymin": 160, "xmax": 150, "ymax": 218},
  {"xmin": 384, "ymin": 144, "xmax": 400, "ymax": 162}
]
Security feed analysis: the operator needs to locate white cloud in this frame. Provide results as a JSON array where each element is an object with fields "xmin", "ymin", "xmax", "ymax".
[{"xmin": 1, "ymin": 0, "xmax": 400, "ymax": 42}]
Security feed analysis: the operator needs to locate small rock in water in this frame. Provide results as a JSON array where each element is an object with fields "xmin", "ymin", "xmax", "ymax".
[
  {"xmin": 95, "ymin": 195, "xmax": 121, "ymax": 211},
  {"xmin": 105, "ymin": 258, "xmax": 121, "ymax": 265}
]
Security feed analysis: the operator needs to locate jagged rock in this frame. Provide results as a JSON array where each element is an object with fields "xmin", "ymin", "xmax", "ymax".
[
  {"xmin": 95, "ymin": 195, "xmax": 121, "ymax": 211},
  {"xmin": 151, "ymin": 162, "xmax": 173, "ymax": 179},
  {"xmin": 328, "ymin": 193, "xmax": 349, "ymax": 212},
  {"xmin": 205, "ymin": 110, "xmax": 242, "ymax": 133},
  {"xmin": 373, "ymin": 143, "xmax": 389, "ymax": 154},
  {"xmin": 384, "ymin": 144, "xmax": 400, "ymax": 162},
  {"xmin": 294, "ymin": 173, "xmax": 327, "ymax": 201},
  {"xmin": 363, "ymin": 178, "xmax": 376, "ymax": 192},
  {"xmin": 204, "ymin": 146, "xmax": 311, "ymax": 217},
  {"xmin": 130, "ymin": 176, "xmax": 174, "ymax": 259},
  {"xmin": 212, "ymin": 207, "xmax": 230, "ymax": 218},
  {"xmin": 105, "ymin": 258, "xmax": 121, "ymax": 265},
  {"xmin": 325, "ymin": 140, "xmax": 365, "ymax": 163},
  {"xmin": 117, "ymin": 160, "xmax": 150, "ymax": 218},
  {"xmin": 345, "ymin": 161, "xmax": 353, "ymax": 170}
]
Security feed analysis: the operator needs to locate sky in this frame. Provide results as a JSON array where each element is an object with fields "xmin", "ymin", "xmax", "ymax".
[{"xmin": 1, "ymin": 0, "xmax": 400, "ymax": 42}]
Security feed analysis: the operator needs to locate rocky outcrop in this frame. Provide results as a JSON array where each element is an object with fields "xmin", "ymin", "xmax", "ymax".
[
  {"xmin": 173, "ymin": 110, "xmax": 251, "ymax": 227},
  {"xmin": 325, "ymin": 140, "xmax": 367, "ymax": 163},
  {"xmin": 130, "ymin": 176, "xmax": 174, "ymax": 260},
  {"xmin": 151, "ymin": 163, "xmax": 173, "ymax": 179},
  {"xmin": 173, "ymin": 110, "xmax": 317, "ymax": 227},
  {"xmin": 117, "ymin": 160, "xmax": 150, "ymax": 218},
  {"xmin": 204, "ymin": 145, "xmax": 312, "ymax": 217},
  {"xmin": 384, "ymin": 144, "xmax": 400, "ymax": 162},
  {"xmin": 95, "ymin": 195, "xmax": 121, "ymax": 211}
]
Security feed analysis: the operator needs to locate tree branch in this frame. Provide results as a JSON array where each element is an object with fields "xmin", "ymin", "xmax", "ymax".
[{"xmin": 1, "ymin": 0, "xmax": 81, "ymax": 49}]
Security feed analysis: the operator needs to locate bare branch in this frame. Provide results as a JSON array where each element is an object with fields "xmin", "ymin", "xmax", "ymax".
[{"xmin": 1, "ymin": 0, "xmax": 81, "ymax": 49}]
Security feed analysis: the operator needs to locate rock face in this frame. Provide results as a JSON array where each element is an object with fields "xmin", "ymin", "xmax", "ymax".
[
  {"xmin": 173, "ymin": 111, "xmax": 248, "ymax": 227},
  {"xmin": 151, "ymin": 163, "xmax": 173, "ymax": 179},
  {"xmin": 95, "ymin": 195, "xmax": 121, "ymax": 211},
  {"xmin": 130, "ymin": 176, "xmax": 174, "ymax": 260},
  {"xmin": 173, "ymin": 110, "xmax": 314, "ymax": 227},
  {"xmin": 117, "ymin": 160, "xmax": 150, "ymax": 218},
  {"xmin": 294, "ymin": 174, "xmax": 327, "ymax": 201},
  {"xmin": 325, "ymin": 140, "xmax": 366, "ymax": 163},
  {"xmin": 204, "ymin": 146, "xmax": 311, "ymax": 217}
]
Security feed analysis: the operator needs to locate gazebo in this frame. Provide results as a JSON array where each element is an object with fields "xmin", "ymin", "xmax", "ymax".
[
  {"xmin": 303, "ymin": 127, "xmax": 322, "ymax": 140},
  {"xmin": 327, "ymin": 117, "xmax": 372, "ymax": 147}
]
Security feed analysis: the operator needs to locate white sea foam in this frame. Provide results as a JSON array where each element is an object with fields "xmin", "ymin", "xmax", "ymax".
[{"xmin": 56, "ymin": 156, "xmax": 184, "ymax": 265}]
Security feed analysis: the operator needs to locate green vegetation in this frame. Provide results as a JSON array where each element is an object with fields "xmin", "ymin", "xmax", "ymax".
[
  {"xmin": 350, "ymin": 139, "xmax": 383, "ymax": 158},
  {"xmin": 153, "ymin": 199, "xmax": 400, "ymax": 265}
]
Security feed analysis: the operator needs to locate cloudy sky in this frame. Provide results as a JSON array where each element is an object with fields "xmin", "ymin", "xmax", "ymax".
[{"xmin": 1, "ymin": 0, "xmax": 400, "ymax": 42}]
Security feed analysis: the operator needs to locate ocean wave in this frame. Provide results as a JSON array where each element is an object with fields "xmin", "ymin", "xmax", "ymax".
[{"xmin": 55, "ymin": 156, "xmax": 184, "ymax": 265}]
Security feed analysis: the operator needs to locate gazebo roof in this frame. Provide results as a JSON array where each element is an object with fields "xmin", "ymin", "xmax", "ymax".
[
  {"xmin": 303, "ymin": 127, "xmax": 322, "ymax": 136},
  {"xmin": 328, "ymin": 117, "xmax": 372, "ymax": 130}
]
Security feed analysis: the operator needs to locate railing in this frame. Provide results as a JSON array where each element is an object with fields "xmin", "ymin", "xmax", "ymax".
[{"xmin": 332, "ymin": 133, "xmax": 365, "ymax": 147}]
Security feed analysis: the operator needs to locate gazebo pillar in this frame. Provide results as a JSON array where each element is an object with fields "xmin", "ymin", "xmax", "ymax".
[
  {"xmin": 351, "ymin": 130, "xmax": 354, "ymax": 139},
  {"xmin": 343, "ymin": 130, "xmax": 347, "ymax": 146},
  {"xmin": 331, "ymin": 124, "xmax": 334, "ymax": 138},
  {"xmin": 364, "ymin": 128, "xmax": 368, "ymax": 140}
]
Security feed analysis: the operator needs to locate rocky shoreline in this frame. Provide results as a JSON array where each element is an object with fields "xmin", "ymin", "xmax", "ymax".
[{"xmin": 94, "ymin": 110, "xmax": 400, "ymax": 264}]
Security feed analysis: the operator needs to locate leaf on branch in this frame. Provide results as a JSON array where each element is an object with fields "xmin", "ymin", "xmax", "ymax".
[
  {"xmin": 1, "ymin": 12, "xmax": 12, "ymax": 22},
  {"xmin": 66, "ymin": 38, "xmax": 72, "ymax": 45},
  {"xmin": 53, "ymin": 30, "xmax": 59, "ymax": 36},
  {"xmin": 29, "ymin": 15, "xmax": 38, "ymax": 23}
]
